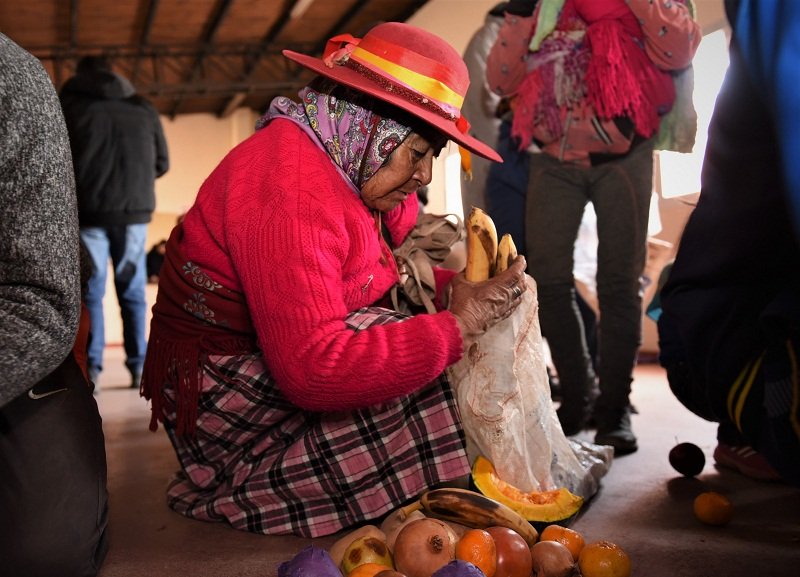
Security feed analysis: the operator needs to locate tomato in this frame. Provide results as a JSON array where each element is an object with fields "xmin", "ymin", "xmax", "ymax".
[{"xmin": 485, "ymin": 526, "xmax": 532, "ymax": 577}]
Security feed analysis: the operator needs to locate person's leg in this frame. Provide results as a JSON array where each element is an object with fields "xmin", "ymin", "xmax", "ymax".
[
  {"xmin": 526, "ymin": 154, "xmax": 596, "ymax": 435},
  {"xmin": 714, "ymin": 420, "xmax": 782, "ymax": 481},
  {"xmin": 589, "ymin": 141, "xmax": 654, "ymax": 454},
  {"xmin": 0, "ymin": 354, "xmax": 109, "ymax": 577},
  {"xmin": 79, "ymin": 226, "xmax": 110, "ymax": 381},
  {"xmin": 108, "ymin": 223, "xmax": 149, "ymax": 387},
  {"xmin": 725, "ymin": 333, "xmax": 800, "ymax": 485}
]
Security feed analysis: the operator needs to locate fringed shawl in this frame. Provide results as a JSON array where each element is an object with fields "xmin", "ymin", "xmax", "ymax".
[
  {"xmin": 512, "ymin": 0, "xmax": 675, "ymax": 149},
  {"xmin": 141, "ymin": 223, "xmax": 258, "ymax": 436}
]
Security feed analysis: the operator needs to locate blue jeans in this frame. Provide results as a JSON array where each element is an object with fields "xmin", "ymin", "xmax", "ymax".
[{"xmin": 80, "ymin": 224, "xmax": 148, "ymax": 378}]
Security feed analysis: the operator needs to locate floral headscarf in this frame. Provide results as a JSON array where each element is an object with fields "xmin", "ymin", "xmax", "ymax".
[{"xmin": 257, "ymin": 79, "xmax": 411, "ymax": 194}]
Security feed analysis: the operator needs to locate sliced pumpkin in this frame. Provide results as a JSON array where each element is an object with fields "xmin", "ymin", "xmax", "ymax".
[{"xmin": 471, "ymin": 456, "xmax": 583, "ymax": 523}]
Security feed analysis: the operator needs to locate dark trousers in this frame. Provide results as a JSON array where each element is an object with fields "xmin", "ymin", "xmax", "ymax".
[
  {"xmin": 662, "ymin": 339, "xmax": 800, "ymax": 486},
  {"xmin": 0, "ymin": 354, "xmax": 109, "ymax": 577},
  {"xmin": 526, "ymin": 141, "xmax": 654, "ymax": 414}
]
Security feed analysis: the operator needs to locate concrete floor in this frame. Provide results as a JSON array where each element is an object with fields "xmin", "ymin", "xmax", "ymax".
[{"xmin": 93, "ymin": 346, "xmax": 800, "ymax": 577}]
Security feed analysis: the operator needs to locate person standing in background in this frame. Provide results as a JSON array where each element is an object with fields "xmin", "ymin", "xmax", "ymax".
[
  {"xmin": 60, "ymin": 55, "xmax": 169, "ymax": 390},
  {"xmin": 459, "ymin": 2, "xmax": 508, "ymax": 213},
  {"xmin": 482, "ymin": 1, "xmax": 539, "ymax": 255},
  {"xmin": 147, "ymin": 239, "xmax": 168, "ymax": 284},
  {"xmin": 488, "ymin": 0, "xmax": 700, "ymax": 455},
  {"xmin": 0, "ymin": 33, "xmax": 109, "ymax": 576}
]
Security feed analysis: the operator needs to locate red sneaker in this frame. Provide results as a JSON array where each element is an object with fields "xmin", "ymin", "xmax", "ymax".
[{"xmin": 713, "ymin": 443, "xmax": 782, "ymax": 481}]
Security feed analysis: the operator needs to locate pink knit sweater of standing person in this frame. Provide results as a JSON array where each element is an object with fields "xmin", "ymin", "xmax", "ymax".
[{"xmin": 178, "ymin": 118, "xmax": 464, "ymax": 411}]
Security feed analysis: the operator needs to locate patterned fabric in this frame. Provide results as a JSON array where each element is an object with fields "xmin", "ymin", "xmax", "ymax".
[
  {"xmin": 487, "ymin": 0, "xmax": 700, "ymax": 162},
  {"xmin": 141, "ymin": 223, "xmax": 257, "ymax": 436},
  {"xmin": 160, "ymin": 307, "xmax": 469, "ymax": 538},
  {"xmin": 512, "ymin": 0, "xmax": 675, "ymax": 150},
  {"xmin": 258, "ymin": 79, "xmax": 411, "ymax": 192}
]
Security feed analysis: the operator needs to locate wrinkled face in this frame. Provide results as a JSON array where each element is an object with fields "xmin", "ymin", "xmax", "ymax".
[{"xmin": 360, "ymin": 132, "xmax": 444, "ymax": 212}]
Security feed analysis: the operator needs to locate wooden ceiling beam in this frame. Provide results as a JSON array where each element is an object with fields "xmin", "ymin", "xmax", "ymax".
[
  {"xmin": 169, "ymin": 0, "xmax": 235, "ymax": 117},
  {"xmin": 69, "ymin": 0, "xmax": 80, "ymax": 47},
  {"xmin": 215, "ymin": 0, "xmax": 298, "ymax": 117},
  {"xmin": 13, "ymin": 0, "xmax": 431, "ymax": 117},
  {"xmin": 216, "ymin": 0, "xmax": 373, "ymax": 117},
  {"xmin": 132, "ymin": 0, "xmax": 160, "ymax": 85},
  {"xmin": 31, "ymin": 43, "xmax": 301, "ymax": 61},
  {"xmin": 315, "ymin": 0, "xmax": 370, "ymax": 53}
]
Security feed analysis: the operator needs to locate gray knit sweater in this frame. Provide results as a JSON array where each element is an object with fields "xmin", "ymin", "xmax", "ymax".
[{"xmin": 0, "ymin": 33, "xmax": 81, "ymax": 407}]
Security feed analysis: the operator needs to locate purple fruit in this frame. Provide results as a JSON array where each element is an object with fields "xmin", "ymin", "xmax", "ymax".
[
  {"xmin": 278, "ymin": 546, "xmax": 342, "ymax": 577},
  {"xmin": 431, "ymin": 560, "xmax": 487, "ymax": 577},
  {"xmin": 669, "ymin": 442, "xmax": 706, "ymax": 477}
]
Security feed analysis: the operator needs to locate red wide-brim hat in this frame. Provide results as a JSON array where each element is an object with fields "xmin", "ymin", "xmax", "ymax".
[{"xmin": 283, "ymin": 21, "xmax": 502, "ymax": 162}]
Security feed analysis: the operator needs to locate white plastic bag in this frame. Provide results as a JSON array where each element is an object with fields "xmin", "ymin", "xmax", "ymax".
[{"xmin": 447, "ymin": 275, "xmax": 613, "ymax": 499}]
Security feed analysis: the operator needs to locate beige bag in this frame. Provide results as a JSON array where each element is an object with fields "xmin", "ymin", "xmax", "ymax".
[{"xmin": 391, "ymin": 213, "xmax": 464, "ymax": 315}]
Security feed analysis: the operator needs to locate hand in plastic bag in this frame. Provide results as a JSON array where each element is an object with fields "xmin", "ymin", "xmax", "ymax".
[
  {"xmin": 448, "ymin": 255, "xmax": 527, "ymax": 350},
  {"xmin": 447, "ymin": 274, "xmax": 613, "ymax": 499}
]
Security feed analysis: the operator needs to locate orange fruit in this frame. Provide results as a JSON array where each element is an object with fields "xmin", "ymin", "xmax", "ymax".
[
  {"xmin": 455, "ymin": 528, "xmax": 497, "ymax": 577},
  {"xmin": 578, "ymin": 540, "xmax": 631, "ymax": 577},
  {"xmin": 347, "ymin": 562, "xmax": 393, "ymax": 577},
  {"xmin": 539, "ymin": 524, "xmax": 586, "ymax": 561},
  {"xmin": 693, "ymin": 491, "xmax": 733, "ymax": 526}
]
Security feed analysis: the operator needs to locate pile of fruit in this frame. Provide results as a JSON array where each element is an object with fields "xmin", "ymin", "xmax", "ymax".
[{"xmin": 277, "ymin": 487, "xmax": 631, "ymax": 577}]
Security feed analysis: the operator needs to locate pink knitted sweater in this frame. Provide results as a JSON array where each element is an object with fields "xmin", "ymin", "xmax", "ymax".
[{"xmin": 179, "ymin": 118, "xmax": 464, "ymax": 411}]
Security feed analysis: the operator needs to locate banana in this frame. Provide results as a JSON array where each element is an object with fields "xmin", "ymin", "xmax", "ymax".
[
  {"xmin": 494, "ymin": 233, "xmax": 518, "ymax": 275},
  {"xmin": 465, "ymin": 206, "xmax": 498, "ymax": 282},
  {"xmin": 418, "ymin": 487, "xmax": 539, "ymax": 547}
]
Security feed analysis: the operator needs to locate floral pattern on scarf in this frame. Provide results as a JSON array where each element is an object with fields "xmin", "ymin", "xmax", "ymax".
[{"xmin": 257, "ymin": 79, "xmax": 411, "ymax": 193}]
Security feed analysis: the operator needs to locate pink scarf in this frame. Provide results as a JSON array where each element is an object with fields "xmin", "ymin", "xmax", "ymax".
[{"xmin": 513, "ymin": 0, "xmax": 675, "ymax": 148}]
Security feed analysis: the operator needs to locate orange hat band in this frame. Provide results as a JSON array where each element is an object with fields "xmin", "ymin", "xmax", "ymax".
[
  {"xmin": 349, "ymin": 35, "xmax": 466, "ymax": 113},
  {"xmin": 323, "ymin": 33, "xmax": 467, "ymax": 128}
]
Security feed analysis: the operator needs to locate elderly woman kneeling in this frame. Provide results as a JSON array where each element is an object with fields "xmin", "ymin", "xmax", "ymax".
[{"xmin": 142, "ymin": 21, "xmax": 526, "ymax": 538}]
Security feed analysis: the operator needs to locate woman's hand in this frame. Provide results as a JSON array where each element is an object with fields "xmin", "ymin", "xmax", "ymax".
[{"xmin": 448, "ymin": 255, "xmax": 528, "ymax": 350}]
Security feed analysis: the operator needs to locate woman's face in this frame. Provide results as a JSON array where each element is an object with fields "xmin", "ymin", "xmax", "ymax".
[{"xmin": 360, "ymin": 132, "xmax": 441, "ymax": 212}]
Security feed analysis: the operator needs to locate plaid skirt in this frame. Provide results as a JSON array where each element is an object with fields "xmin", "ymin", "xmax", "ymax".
[{"xmin": 160, "ymin": 307, "xmax": 470, "ymax": 537}]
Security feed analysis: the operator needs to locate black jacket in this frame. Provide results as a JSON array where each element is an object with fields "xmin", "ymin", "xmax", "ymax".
[{"xmin": 60, "ymin": 70, "xmax": 169, "ymax": 226}]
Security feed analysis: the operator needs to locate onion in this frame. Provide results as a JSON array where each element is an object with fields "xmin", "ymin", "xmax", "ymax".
[
  {"xmin": 530, "ymin": 540, "xmax": 578, "ymax": 577},
  {"xmin": 393, "ymin": 518, "xmax": 458, "ymax": 577},
  {"xmin": 384, "ymin": 510, "xmax": 427, "ymax": 553},
  {"xmin": 431, "ymin": 560, "xmax": 487, "ymax": 576}
]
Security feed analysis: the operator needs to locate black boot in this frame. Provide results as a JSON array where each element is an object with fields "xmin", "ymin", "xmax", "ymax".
[
  {"xmin": 556, "ymin": 377, "xmax": 598, "ymax": 436},
  {"xmin": 594, "ymin": 404, "xmax": 637, "ymax": 455}
]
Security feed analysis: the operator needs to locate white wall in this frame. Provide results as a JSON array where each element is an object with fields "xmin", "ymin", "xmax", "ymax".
[{"xmin": 149, "ymin": 107, "xmax": 260, "ymax": 242}]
